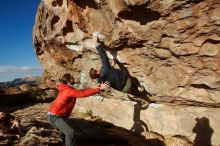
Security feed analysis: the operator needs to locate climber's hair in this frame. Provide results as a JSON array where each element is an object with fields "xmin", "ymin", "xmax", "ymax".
[
  {"xmin": 60, "ymin": 73, "xmax": 74, "ymax": 84},
  {"xmin": 89, "ymin": 68, "xmax": 99, "ymax": 79}
]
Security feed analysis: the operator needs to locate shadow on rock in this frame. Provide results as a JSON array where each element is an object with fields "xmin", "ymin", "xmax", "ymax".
[{"xmin": 193, "ymin": 117, "xmax": 214, "ymax": 146}]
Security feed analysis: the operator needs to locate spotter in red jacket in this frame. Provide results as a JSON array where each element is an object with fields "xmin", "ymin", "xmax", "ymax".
[{"xmin": 49, "ymin": 83, "xmax": 100, "ymax": 118}]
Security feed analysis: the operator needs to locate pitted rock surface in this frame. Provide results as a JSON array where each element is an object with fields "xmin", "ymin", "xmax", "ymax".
[
  {"xmin": 33, "ymin": 0, "xmax": 220, "ymax": 102},
  {"xmin": 33, "ymin": 0, "xmax": 220, "ymax": 145}
]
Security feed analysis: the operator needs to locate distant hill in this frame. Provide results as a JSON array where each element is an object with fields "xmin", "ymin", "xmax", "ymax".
[{"xmin": 0, "ymin": 76, "xmax": 42, "ymax": 86}]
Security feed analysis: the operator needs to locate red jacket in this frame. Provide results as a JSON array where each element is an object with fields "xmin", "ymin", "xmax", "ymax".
[{"xmin": 49, "ymin": 83, "xmax": 100, "ymax": 118}]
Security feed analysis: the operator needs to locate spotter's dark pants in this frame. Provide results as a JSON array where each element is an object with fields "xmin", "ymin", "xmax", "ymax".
[{"xmin": 47, "ymin": 114, "xmax": 75, "ymax": 146}]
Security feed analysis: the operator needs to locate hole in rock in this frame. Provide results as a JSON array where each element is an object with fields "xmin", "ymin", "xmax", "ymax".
[
  {"xmin": 118, "ymin": 5, "xmax": 161, "ymax": 25},
  {"xmin": 191, "ymin": 84, "xmax": 214, "ymax": 90},
  {"xmin": 56, "ymin": 0, "xmax": 63, "ymax": 6},
  {"xmin": 46, "ymin": 13, "xmax": 49, "ymax": 20},
  {"xmin": 191, "ymin": 0, "xmax": 204, "ymax": 4},
  {"xmin": 74, "ymin": 0, "xmax": 98, "ymax": 9},
  {"xmin": 202, "ymin": 39, "xmax": 220, "ymax": 45},
  {"xmin": 51, "ymin": 15, "xmax": 60, "ymax": 30},
  {"xmin": 52, "ymin": 1, "xmax": 57, "ymax": 7},
  {"xmin": 43, "ymin": 27, "xmax": 47, "ymax": 36},
  {"xmin": 34, "ymin": 38, "xmax": 44, "ymax": 56},
  {"xmin": 36, "ymin": 47, "xmax": 44, "ymax": 56},
  {"xmin": 62, "ymin": 20, "xmax": 74, "ymax": 35}
]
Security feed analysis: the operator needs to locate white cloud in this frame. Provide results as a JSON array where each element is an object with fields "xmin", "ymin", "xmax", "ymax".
[{"xmin": 0, "ymin": 66, "xmax": 43, "ymax": 82}]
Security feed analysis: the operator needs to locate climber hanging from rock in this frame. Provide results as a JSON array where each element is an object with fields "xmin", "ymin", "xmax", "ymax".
[
  {"xmin": 89, "ymin": 32, "xmax": 148, "ymax": 97},
  {"xmin": 89, "ymin": 32, "xmax": 132, "ymax": 93}
]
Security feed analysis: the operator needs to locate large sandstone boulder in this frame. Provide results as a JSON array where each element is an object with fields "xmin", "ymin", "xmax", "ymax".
[
  {"xmin": 74, "ymin": 94, "xmax": 220, "ymax": 145},
  {"xmin": 33, "ymin": 0, "xmax": 220, "ymax": 145},
  {"xmin": 33, "ymin": 0, "xmax": 220, "ymax": 102}
]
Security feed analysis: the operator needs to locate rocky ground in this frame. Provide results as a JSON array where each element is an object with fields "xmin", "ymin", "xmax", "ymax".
[
  {"xmin": 0, "ymin": 77, "xmax": 155, "ymax": 146},
  {"xmin": 1, "ymin": 102, "xmax": 197, "ymax": 146},
  {"xmin": 0, "ymin": 77, "xmax": 196, "ymax": 146},
  {"xmin": 0, "ymin": 103, "xmax": 153, "ymax": 146}
]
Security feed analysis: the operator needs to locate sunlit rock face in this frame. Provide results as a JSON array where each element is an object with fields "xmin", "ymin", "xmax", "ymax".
[
  {"xmin": 33, "ymin": 0, "xmax": 220, "ymax": 102},
  {"xmin": 33, "ymin": 0, "xmax": 220, "ymax": 145},
  {"xmin": 74, "ymin": 95, "xmax": 220, "ymax": 146}
]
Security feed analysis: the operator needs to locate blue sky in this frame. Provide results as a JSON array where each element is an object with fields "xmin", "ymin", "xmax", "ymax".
[{"xmin": 0, "ymin": 0, "xmax": 42, "ymax": 82}]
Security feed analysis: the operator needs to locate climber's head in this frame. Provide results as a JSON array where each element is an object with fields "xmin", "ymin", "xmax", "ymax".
[
  {"xmin": 89, "ymin": 67, "xmax": 100, "ymax": 79},
  {"xmin": 60, "ymin": 73, "xmax": 75, "ymax": 85}
]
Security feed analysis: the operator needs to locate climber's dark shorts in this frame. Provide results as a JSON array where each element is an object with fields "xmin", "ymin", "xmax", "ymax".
[{"xmin": 122, "ymin": 77, "xmax": 132, "ymax": 93}]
